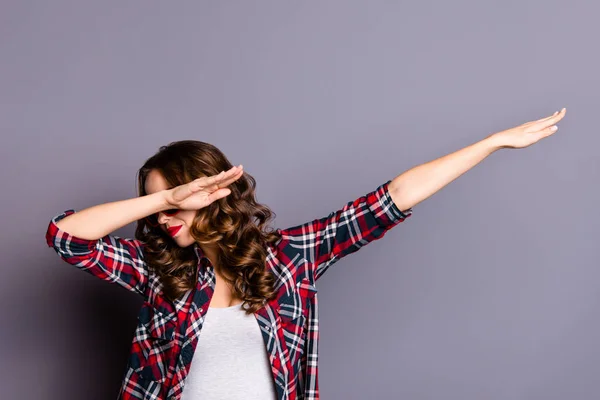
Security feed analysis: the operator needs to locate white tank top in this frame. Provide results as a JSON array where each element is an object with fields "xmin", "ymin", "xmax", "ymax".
[{"xmin": 180, "ymin": 302, "xmax": 278, "ymax": 400}]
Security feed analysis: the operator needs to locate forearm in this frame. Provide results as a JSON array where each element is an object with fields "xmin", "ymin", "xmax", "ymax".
[
  {"xmin": 55, "ymin": 190, "xmax": 170, "ymax": 240},
  {"xmin": 388, "ymin": 135, "xmax": 503, "ymax": 211}
]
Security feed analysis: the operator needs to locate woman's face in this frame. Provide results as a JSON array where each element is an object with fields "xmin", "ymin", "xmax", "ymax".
[{"xmin": 144, "ymin": 169, "xmax": 197, "ymax": 247}]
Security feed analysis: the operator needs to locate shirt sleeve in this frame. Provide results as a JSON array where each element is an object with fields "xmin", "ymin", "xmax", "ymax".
[
  {"xmin": 45, "ymin": 209, "xmax": 149, "ymax": 296},
  {"xmin": 277, "ymin": 180, "xmax": 413, "ymax": 282}
]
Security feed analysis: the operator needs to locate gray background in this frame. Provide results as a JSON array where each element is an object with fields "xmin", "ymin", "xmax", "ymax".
[{"xmin": 1, "ymin": 1, "xmax": 597, "ymax": 399}]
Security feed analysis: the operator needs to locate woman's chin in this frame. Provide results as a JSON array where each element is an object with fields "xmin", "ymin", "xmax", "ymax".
[{"xmin": 173, "ymin": 234, "xmax": 195, "ymax": 247}]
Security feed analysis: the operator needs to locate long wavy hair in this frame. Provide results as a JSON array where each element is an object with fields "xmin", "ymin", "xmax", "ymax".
[{"xmin": 134, "ymin": 140, "xmax": 282, "ymax": 314}]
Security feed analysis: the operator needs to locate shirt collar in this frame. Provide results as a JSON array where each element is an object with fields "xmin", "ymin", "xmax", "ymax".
[
  {"xmin": 192, "ymin": 243, "xmax": 212, "ymax": 281},
  {"xmin": 193, "ymin": 242, "xmax": 204, "ymax": 260}
]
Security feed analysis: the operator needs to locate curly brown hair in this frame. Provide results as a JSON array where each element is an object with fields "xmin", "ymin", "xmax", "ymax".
[{"xmin": 134, "ymin": 140, "xmax": 282, "ymax": 314}]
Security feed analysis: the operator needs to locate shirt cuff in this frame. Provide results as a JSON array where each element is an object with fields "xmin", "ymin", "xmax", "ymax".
[
  {"xmin": 368, "ymin": 180, "xmax": 413, "ymax": 229},
  {"xmin": 45, "ymin": 209, "xmax": 98, "ymax": 255}
]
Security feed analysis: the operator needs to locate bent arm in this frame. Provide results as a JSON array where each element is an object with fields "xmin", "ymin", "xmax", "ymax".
[
  {"xmin": 54, "ymin": 190, "xmax": 170, "ymax": 240},
  {"xmin": 45, "ymin": 191, "xmax": 171, "ymax": 296}
]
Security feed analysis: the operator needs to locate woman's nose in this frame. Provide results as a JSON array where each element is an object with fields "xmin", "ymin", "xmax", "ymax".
[{"xmin": 157, "ymin": 212, "xmax": 170, "ymax": 225}]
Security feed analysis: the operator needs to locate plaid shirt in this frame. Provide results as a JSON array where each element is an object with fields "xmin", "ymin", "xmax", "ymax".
[{"xmin": 45, "ymin": 179, "xmax": 412, "ymax": 400}]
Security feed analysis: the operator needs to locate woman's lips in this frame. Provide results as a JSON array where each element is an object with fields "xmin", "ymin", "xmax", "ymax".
[{"xmin": 167, "ymin": 225, "xmax": 182, "ymax": 237}]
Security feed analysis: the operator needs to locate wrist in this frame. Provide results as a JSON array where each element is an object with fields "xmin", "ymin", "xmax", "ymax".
[
  {"xmin": 153, "ymin": 189, "xmax": 172, "ymax": 211},
  {"xmin": 483, "ymin": 133, "xmax": 505, "ymax": 152}
]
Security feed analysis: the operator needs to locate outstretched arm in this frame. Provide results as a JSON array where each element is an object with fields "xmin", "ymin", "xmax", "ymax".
[
  {"xmin": 279, "ymin": 108, "xmax": 566, "ymax": 284},
  {"xmin": 389, "ymin": 108, "xmax": 567, "ymax": 210}
]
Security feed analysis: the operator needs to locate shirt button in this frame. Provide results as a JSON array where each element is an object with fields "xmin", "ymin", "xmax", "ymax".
[{"xmin": 199, "ymin": 308, "xmax": 203, "ymax": 312}]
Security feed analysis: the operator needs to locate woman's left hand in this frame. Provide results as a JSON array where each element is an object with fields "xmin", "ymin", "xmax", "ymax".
[{"xmin": 490, "ymin": 108, "xmax": 567, "ymax": 149}]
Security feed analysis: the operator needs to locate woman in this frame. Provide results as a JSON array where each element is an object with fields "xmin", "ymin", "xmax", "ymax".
[{"xmin": 45, "ymin": 108, "xmax": 566, "ymax": 400}]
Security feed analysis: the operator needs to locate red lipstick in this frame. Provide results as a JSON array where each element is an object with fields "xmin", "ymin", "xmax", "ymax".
[{"xmin": 167, "ymin": 225, "xmax": 182, "ymax": 237}]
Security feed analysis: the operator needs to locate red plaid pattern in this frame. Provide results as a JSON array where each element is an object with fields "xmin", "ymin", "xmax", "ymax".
[{"xmin": 45, "ymin": 180, "xmax": 412, "ymax": 399}]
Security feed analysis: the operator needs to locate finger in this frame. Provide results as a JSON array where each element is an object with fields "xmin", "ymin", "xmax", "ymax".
[
  {"xmin": 215, "ymin": 165, "xmax": 243, "ymax": 182},
  {"xmin": 206, "ymin": 188, "xmax": 232, "ymax": 203},
  {"xmin": 540, "ymin": 125, "xmax": 558, "ymax": 137},
  {"xmin": 216, "ymin": 169, "xmax": 244, "ymax": 188},
  {"xmin": 536, "ymin": 111, "xmax": 558, "ymax": 122},
  {"xmin": 535, "ymin": 108, "xmax": 564, "ymax": 122},
  {"xmin": 190, "ymin": 166, "xmax": 243, "ymax": 191},
  {"xmin": 535, "ymin": 108, "xmax": 566, "ymax": 129},
  {"xmin": 550, "ymin": 108, "xmax": 567, "ymax": 122},
  {"xmin": 206, "ymin": 170, "xmax": 226, "ymax": 183},
  {"xmin": 200, "ymin": 169, "xmax": 232, "ymax": 186},
  {"xmin": 211, "ymin": 165, "xmax": 243, "ymax": 182},
  {"xmin": 551, "ymin": 107, "xmax": 566, "ymax": 121}
]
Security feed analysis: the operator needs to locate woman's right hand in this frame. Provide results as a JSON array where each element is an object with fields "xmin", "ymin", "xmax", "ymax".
[{"xmin": 162, "ymin": 165, "xmax": 244, "ymax": 211}]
